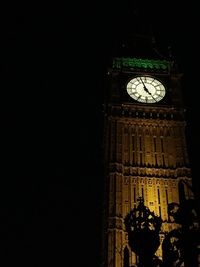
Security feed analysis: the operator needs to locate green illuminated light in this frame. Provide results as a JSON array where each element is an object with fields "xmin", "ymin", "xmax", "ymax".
[{"xmin": 112, "ymin": 57, "xmax": 170, "ymax": 70}]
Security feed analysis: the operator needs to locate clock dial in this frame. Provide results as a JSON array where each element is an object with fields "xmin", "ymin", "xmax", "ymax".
[{"xmin": 126, "ymin": 76, "xmax": 166, "ymax": 103}]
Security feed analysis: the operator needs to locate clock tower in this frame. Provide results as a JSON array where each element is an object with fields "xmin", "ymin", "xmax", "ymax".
[{"xmin": 101, "ymin": 34, "xmax": 194, "ymax": 267}]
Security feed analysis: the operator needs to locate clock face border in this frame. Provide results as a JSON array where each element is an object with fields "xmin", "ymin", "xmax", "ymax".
[{"xmin": 126, "ymin": 76, "xmax": 166, "ymax": 104}]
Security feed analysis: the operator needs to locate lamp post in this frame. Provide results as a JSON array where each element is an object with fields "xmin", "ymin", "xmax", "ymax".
[{"xmin": 124, "ymin": 197, "xmax": 162, "ymax": 267}]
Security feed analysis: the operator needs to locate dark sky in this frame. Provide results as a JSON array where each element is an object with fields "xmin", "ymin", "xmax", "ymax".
[{"xmin": 0, "ymin": 2, "xmax": 200, "ymax": 266}]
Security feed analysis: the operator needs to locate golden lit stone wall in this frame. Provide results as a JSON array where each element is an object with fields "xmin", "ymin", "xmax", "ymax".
[
  {"xmin": 104, "ymin": 114, "xmax": 192, "ymax": 266},
  {"xmin": 106, "ymin": 117, "xmax": 189, "ymax": 168}
]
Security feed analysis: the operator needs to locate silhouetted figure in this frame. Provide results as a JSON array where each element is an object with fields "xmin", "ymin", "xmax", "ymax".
[{"xmin": 162, "ymin": 197, "xmax": 199, "ymax": 267}]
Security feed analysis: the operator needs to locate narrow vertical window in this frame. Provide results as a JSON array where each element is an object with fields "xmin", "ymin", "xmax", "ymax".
[
  {"xmin": 133, "ymin": 187, "xmax": 136, "ymax": 203},
  {"xmin": 132, "ymin": 152, "xmax": 135, "ymax": 164},
  {"xmin": 166, "ymin": 189, "xmax": 169, "ymax": 221},
  {"xmin": 157, "ymin": 188, "xmax": 160, "ymax": 204},
  {"xmin": 139, "ymin": 136, "xmax": 142, "ymax": 151},
  {"xmin": 132, "ymin": 135, "xmax": 135, "ymax": 150},
  {"xmin": 159, "ymin": 206, "xmax": 162, "ymax": 217},
  {"xmin": 165, "ymin": 189, "xmax": 168, "ymax": 205},
  {"xmin": 142, "ymin": 187, "xmax": 144, "ymax": 198},
  {"xmin": 153, "ymin": 137, "xmax": 156, "ymax": 152},
  {"xmin": 140, "ymin": 153, "xmax": 142, "ymax": 165},
  {"xmin": 162, "ymin": 155, "xmax": 165, "ymax": 166},
  {"xmin": 155, "ymin": 154, "xmax": 157, "ymax": 165},
  {"xmin": 161, "ymin": 138, "xmax": 164, "ymax": 152},
  {"xmin": 132, "ymin": 135, "xmax": 135, "ymax": 164}
]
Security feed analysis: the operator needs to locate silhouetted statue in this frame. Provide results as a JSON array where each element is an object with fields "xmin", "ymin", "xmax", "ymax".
[{"xmin": 162, "ymin": 196, "xmax": 200, "ymax": 267}]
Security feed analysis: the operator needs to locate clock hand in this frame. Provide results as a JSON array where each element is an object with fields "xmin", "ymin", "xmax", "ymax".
[
  {"xmin": 139, "ymin": 77, "xmax": 146, "ymax": 87},
  {"xmin": 140, "ymin": 77, "xmax": 151, "ymax": 94},
  {"xmin": 147, "ymin": 91, "xmax": 157, "ymax": 101},
  {"xmin": 140, "ymin": 78, "xmax": 157, "ymax": 101}
]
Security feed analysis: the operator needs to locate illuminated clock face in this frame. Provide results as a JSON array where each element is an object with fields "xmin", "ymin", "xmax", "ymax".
[{"xmin": 126, "ymin": 76, "xmax": 166, "ymax": 103}]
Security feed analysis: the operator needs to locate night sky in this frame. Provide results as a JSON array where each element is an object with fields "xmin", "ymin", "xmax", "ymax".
[{"xmin": 1, "ymin": 2, "xmax": 200, "ymax": 266}]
